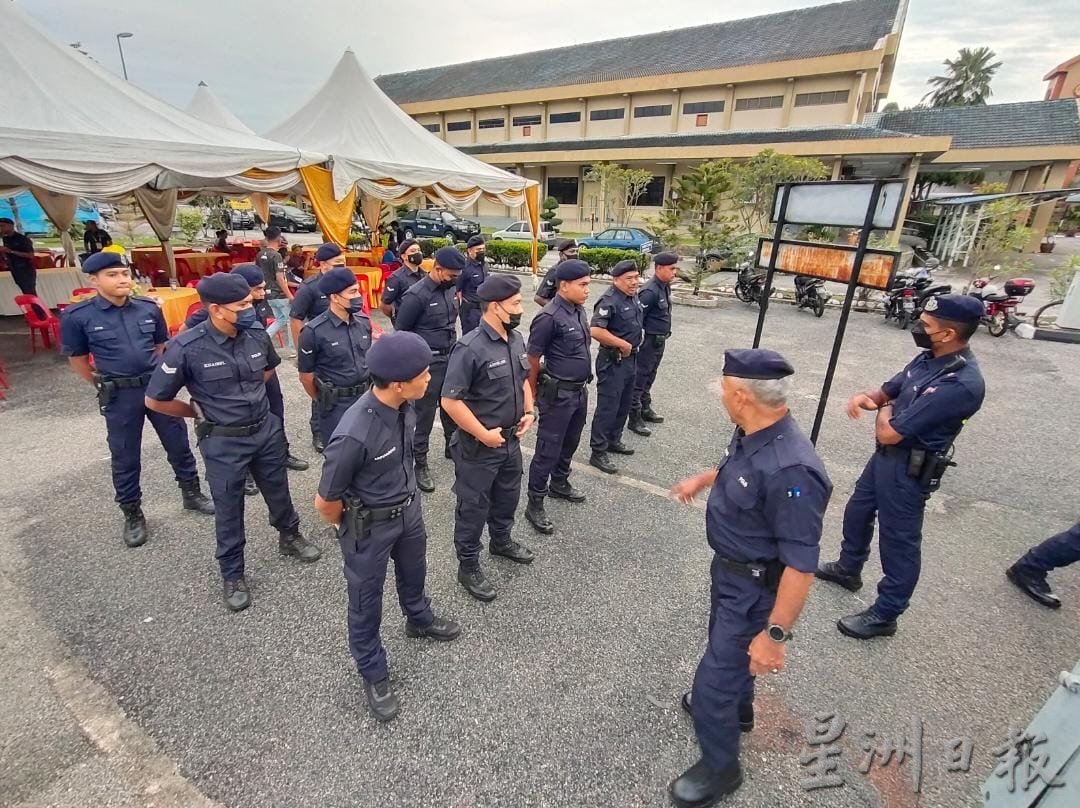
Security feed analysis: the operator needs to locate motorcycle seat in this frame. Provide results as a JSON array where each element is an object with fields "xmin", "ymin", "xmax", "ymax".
[{"xmin": 982, "ymin": 292, "xmax": 1009, "ymax": 302}]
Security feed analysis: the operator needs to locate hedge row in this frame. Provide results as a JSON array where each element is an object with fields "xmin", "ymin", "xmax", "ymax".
[
  {"xmin": 578, "ymin": 247, "xmax": 649, "ymax": 275},
  {"xmin": 417, "ymin": 238, "xmax": 549, "ymax": 269}
]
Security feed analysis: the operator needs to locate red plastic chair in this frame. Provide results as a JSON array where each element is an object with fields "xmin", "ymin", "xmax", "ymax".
[
  {"xmin": 354, "ymin": 257, "xmax": 376, "ymax": 268},
  {"xmin": 185, "ymin": 280, "xmax": 200, "ymax": 288},
  {"xmin": 72, "ymin": 287, "xmax": 95, "ymax": 296},
  {"xmin": 265, "ymin": 317, "xmax": 287, "ymax": 349},
  {"xmin": 14, "ymin": 294, "xmax": 61, "ymax": 353}
]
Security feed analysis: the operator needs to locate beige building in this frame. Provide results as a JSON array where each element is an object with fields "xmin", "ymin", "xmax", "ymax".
[{"xmin": 376, "ymin": 0, "xmax": 1080, "ymax": 248}]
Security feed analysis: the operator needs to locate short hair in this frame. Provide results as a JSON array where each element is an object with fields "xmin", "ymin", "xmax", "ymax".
[
  {"xmin": 369, "ymin": 374, "xmax": 390, "ymax": 390},
  {"xmin": 215, "ymin": 229, "xmax": 227, "ymax": 237},
  {"xmin": 263, "ymin": 226, "xmax": 282, "ymax": 241},
  {"xmin": 950, "ymin": 319, "xmax": 979, "ymax": 342},
  {"xmin": 740, "ymin": 376, "xmax": 790, "ymax": 408}
]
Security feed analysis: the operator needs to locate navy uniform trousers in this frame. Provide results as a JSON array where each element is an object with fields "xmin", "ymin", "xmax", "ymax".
[
  {"xmin": 838, "ymin": 450, "xmax": 931, "ymax": 620},
  {"xmin": 528, "ymin": 387, "xmax": 587, "ymax": 495},
  {"xmin": 1015, "ymin": 521, "xmax": 1080, "ymax": 577},
  {"xmin": 265, "ymin": 373, "xmax": 285, "ymax": 422},
  {"xmin": 413, "ymin": 354, "xmax": 456, "ymax": 459},
  {"xmin": 318, "ymin": 394, "xmax": 363, "ymax": 447},
  {"xmin": 631, "ymin": 336, "xmax": 666, "ymax": 411},
  {"xmin": 459, "ymin": 304, "xmax": 482, "ymax": 335},
  {"xmin": 590, "ymin": 352, "xmax": 637, "ymax": 452},
  {"xmin": 451, "ymin": 435, "xmax": 522, "ymax": 568},
  {"xmin": 340, "ymin": 497, "xmax": 434, "ymax": 683},
  {"xmin": 106, "ymin": 385, "xmax": 198, "ymax": 503},
  {"xmin": 199, "ymin": 414, "xmax": 300, "ymax": 579}
]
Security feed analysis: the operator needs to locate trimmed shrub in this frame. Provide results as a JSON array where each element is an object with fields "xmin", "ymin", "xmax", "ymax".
[
  {"xmin": 486, "ymin": 240, "xmax": 548, "ymax": 269},
  {"xmin": 579, "ymin": 247, "xmax": 648, "ymax": 275}
]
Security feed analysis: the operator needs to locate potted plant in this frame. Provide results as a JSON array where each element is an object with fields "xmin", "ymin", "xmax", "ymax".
[{"xmin": 1039, "ymin": 234, "xmax": 1056, "ymax": 254}]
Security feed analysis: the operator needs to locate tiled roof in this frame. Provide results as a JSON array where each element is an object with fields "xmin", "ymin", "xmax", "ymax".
[
  {"xmin": 376, "ymin": 0, "xmax": 902, "ymax": 104},
  {"xmin": 865, "ymin": 100, "xmax": 1080, "ymax": 149}
]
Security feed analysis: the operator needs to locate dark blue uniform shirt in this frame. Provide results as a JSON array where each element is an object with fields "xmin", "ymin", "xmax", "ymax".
[
  {"xmin": 381, "ymin": 265, "xmax": 425, "ymax": 313},
  {"xmin": 590, "ymin": 287, "xmax": 643, "ymax": 349},
  {"xmin": 705, "ymin": 414, "xmax": 832, "ymax": 574},
  {"xmin": 395, "ymin": 274, "xmax": 458, "ymax": 351},
  {"xmin": 318, "ymin": 391, "xmax": 417, "ymax": 506},
  {"xmin": 455, "ymin": 257, "xmax": 488, "ymax": 304},
  {"xmin": 442, "ymin": 321, "xmax": 529, "ymax": 429},
  {"xmin": 146, "ymin": 320, "xmax": 280, "ymax": 426},
  {"xmin": 289, "ymin": 274, "xmax": 329, "ymax": 323},
  {"xmin": 60, "ymin": 295, "xmax": 167, "ymax": 378},
  {"xmin": 639, "ymin": 277, "xmax": 673, "ymax": 336},
  {"xmin": 881, "ymin": 348, "xmax": 985, "ymax": 453},
  {"xmin": 297, "ymin": 309, "xmax": 372, "ymax": 387},
  {"xmin": 527, "ymin": 294, "xmax": 592, "ymax": 382},
  {"xmin": 535, "ymin": 264, "xmax": 560, "ymax": 301}
]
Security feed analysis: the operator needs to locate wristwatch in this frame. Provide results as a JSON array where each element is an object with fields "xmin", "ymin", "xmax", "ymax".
[{"xmin": 767, "ymin": 623, "xmax": 793, "ymax": 643}]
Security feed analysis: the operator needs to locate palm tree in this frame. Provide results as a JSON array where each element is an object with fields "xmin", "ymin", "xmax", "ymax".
[{"xmin": 923, "ymin": 47, "xmax": 1002, "ymax": 107}]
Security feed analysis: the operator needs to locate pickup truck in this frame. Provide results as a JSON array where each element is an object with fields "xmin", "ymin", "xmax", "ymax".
[{"xmin": 397, "ymin": 208, "xmax": 480, "ymax": 243}]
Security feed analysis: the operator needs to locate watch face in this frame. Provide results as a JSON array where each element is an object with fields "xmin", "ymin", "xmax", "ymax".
[{"xmin": 768, "ymin": 624, "xmax": 787, "ymax": 642}]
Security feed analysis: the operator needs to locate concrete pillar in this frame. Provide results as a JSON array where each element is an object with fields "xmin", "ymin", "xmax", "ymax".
[
  {"xmin": 847, "ymin": 72, "xmax": 867, "ymax": 123},
  {"xmin": 780, "ymin": 78, "xmax": 796, "ymax": 128},
  {"xmin": 723, "ymin": 85, "xmax": 736, "ymax": 130},
  {"xmin": 439, "ymin": 112, "xmax": 447, "ymax": 141},
  {"xmin": 670, "ymin": 90, "xmax": 681, "ymax": 133},
  {"xmin": 470, "ymin": 110, "xmax": 477, "ymax": 145},
  {"xmin": 830, "ymin": 157, "xmax": 844, "ymax": 181},
  {"xmin": 1026, "ymin": 161, "xmax": 1071, "ymax": 252},
  {"xmin": 504, "ymin": 108, "xmax": 510, "ymax": 142},
  {"xmin": 1021, "ymin": 165, "xmax": 1049, "ymax": 192},
  {"xmin": 1006, "ymin": 169, "xmax": 1028, "ymax": 193},
  {"xmin": 579, "ymin": 100, "xmax": 587, "ymax": 140},
  {"xmin": 540, "ymin": 103, "xmax": 548, "ymax": 141},
  {"xmin": 891, "ymin": 154, "xmax": 922, "ymax": 243},
  {"xmin": 624, "ymin": 95, "xmax": 632, "ymax": 136}
]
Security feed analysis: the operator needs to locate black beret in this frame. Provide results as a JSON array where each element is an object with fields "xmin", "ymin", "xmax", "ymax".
[
  {"xmin": 397, "ymin": 238, "xmax": 419, "ymax": 254},
  {"xmin": 555, "ymin": 259, "xmax": 591, "ymax": 281},
  {"xmin": 0, "ymin": 217, "xmax": 13, "ymax": 225},
  {"xmin": 435, "ymin": 246, "xmax": 466, "ymax": 270},
  {"xmin": 555, "ymin": 238, "xmax": 578, "ymax": 253},
  {"xmin": 314, "ymin": 243, "xmax": 342, "ymax": 262},
  {"xmin": 466, "ymin": 235, "xmax": 486, "ymax": 249},
  {"xmin": 653, "ymin": 251, "xmax": 678, "ymax": 266},
  {"xmin": 197, "ymin": 272, "xmax": 251, "ymax": 305},
  {"xmin": 477, "ymin": 274, "xmax": 521, "ymax": 302},
  {"xmin": 319, "ymin": 266, "xmax": 358, "ymax": 296},
  {"xmin": 230, "ymin": 263, "xmax": 264, "ymax": 288},
  {"xmin": 923, "ymin": 293, "xmax": 985, "ymax": 323},
  {"xmin": 82, "ymin": 251, "xmax": 125, "ymax": 273},
  {"xmin": 611, "ymin": 259, "xmax": 639, "ymax": 277},
  {"xmin": 723, "ymin": 348, "xmax": 794, "ymax": 380},
  {"xmin": 367, "ymin": 332, "xmax": 431, "ymax": 382}
]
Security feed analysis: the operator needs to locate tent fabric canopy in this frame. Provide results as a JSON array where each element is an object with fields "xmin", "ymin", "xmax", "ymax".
[{"xmin": 184, "ymin": 82, "xmax": 256, "ymax": 135}]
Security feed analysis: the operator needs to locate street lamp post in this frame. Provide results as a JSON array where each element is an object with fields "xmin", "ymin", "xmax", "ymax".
[{"xmin": 115, "ymin": 32, "xmax": 133, "ymax": 80}]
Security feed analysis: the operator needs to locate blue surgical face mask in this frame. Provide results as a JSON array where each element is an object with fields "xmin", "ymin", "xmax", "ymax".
[{"xmin": 232, "ymin": 307, "xmax": 258, "ymax": 330}]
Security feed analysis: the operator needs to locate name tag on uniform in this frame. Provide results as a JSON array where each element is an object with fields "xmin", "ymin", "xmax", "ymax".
[
  {"xmin": 738, "ymin": 476, "xmax": 748, "ymax": 487},
  {"xmin": 90, "ymin": 325, "xmax": 105, "ymax": 331},
  {"xmin": 330, "ymin": 341, "xmax": 339, "ymax": 347},
  {"xmin": 250, "ymin": 352, "xmax": 263, "ymax": 359},
  {"xmin": 488, "ymin": 359, "xmax": 507, "ymax": 369},
  {"xmin": 429, "ymin": 301, "xmax": 439, "ymax": 307},
  {"xmin": 203, "ymin": 361, "xmax": 226, "ymax": 368}
]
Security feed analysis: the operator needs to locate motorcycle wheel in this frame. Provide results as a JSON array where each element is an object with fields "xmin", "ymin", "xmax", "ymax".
[
  {"xmin": 734, "ymin": 283, "xmax": 752, "ymax": 303},
  {"xmin": 812, "ymin": 296, "xmax": 825, "ymax": 318},
  {"xmin": 987, "ymin": 312, "xmax": 1008, "ymax": 337},
  {"xmin": 897, "ymin": 310, "xmax": 910, "ymax": 330}
]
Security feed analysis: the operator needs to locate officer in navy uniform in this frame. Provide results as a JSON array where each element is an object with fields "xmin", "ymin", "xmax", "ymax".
[
  {"xmin": 532, "ymin": 238, "xmax": 578, "ymax": 306},
  {"xmin": 60, "ymin": 251, "xmax": 214, "ymax": 547},
  {"xmin": 290, "ymin": 243, "xmax": 340, "ymax": 453},
  {"xmin": 456, "ymin": 235, "xmax": 488, "ymax": 334},
  {"xmin": 441, "ymin": 274, "xmax": 536, "ymax": 601},
  {"xmin": 1007, "ymin": 521, "xmax": 1080, "ymax": 609},
  {"xmin": 297, "ymin": 266, "xmax": 373, "ymax": 447},
  {"xmin": 314, "ymin": 331, "xmax": 461, "ymax": 723},
  {"xmin": 394, "ymin": 245, "xmax": 463, "ymax": 492},
  {"xmin": 629, "ymin": 251, "xmax": 679, "ymax": 436},
  {"xmin": 587, "ymin": 259, "xmax": 643, "ymax": 475},
  {"xmin": 146, "ymin": 273, "xmax": 322, "ymax": 612},
  {"xmin": 669, "ymin": 349, "xmax": 831, "ymax": 807},
  {"xmin": 379, "ymin": 239, "xmax": 425, "ymax": 324},
  {"xmin": 816, "ymin": 294, "xmax": 985, "ymax": 639},
  {"xmin": 524, "ymin": 259, "xmax": 592, "ymax": 534}
]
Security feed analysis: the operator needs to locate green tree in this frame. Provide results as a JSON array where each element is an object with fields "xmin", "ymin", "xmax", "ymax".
[
  {"xmin": 583, "ymin": 162, "xmax": 653, "ymax": 228},
  {"xmin": 672, "ymin": 159, "xmax": 733, "ymax": 253},
  {"xmin": 727, "ymin": 150, "xmax": 827, "ymax": 236},
  {"xmin": 923, "ymin": 46, "xmax": 1002, "ymax": 107},
  {"xmin": 881, "ymin": 101, "xmax": 901, "ymax": 113},
  {"xmin": 965, "ymin": 197, "xmax": 1033, "ymax": 289},
  {"xmin": 643, "ymin": 205, "xmax": 681, "ymax": 251},
  {"xmin": 539, "ymin": 196, "xmax": 562, "ymax": 232},
  {"xmin": 176, "ymin": 210, "xmax": 204, "ymax": 245}
]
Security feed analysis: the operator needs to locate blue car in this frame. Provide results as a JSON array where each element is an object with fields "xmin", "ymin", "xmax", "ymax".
[{"xmin": 577, "ymin": 227, "xmax": 656, "ymax": 254}]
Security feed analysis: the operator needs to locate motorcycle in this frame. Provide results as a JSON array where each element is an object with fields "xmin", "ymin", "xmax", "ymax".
[
  {"xmin": 967, "ymin": 276, "xmax": 1035, "ymax": 337},
  {"xmin": 793, "ymin": 275, "xmax": 829, "ymax": 317},
  {"xmin": 883, "ymin": 265, "xmax": 951, "ymax": 330},
  {"xmin": 733, "ymin": 253, "xmax": 771, "ymax": 306}
]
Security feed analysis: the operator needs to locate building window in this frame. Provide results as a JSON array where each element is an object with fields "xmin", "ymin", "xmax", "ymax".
[
  {"xmin": 421, "ymin": 123, "xmax": 441, "ymax": 133},
  {"xmin": 683, "ymin": 100, "xmax": 725, "ymax": 115},
  {"xmin": 640, "ymin": 176, "xmax": 666, "ymax": 206},
  {"xmin": 446, "ymin": 120, "xmax": 471, "ymax": 132},
  {"xmin": 512, "ymin": 114, "xmax": 542, "ymax": 127},
  {"xmin": 589, "ymin": 107, "xmax": 625, "ymax": 121},
  {"xmin": 734, "ymin": 95, "xmax": 784, "ymax": 112},
  {"xmin": 633, "ymin": 104, "xmax": 672, "ymax": 118},
  {"xmin": 695, "ymin": 114, "xmax": 709, "ymax": 127},
  {"xmin": 549, "ymin": 111, "xmax": 582, "ymax": 124},
  {"xmin": 547, "ymin": 177, "xmax": 579, "ymax": 206},
  {"xmin": 477, "ymin": 117, "xmax": 505, "ymax": 129},
  {"xmin": 794, "ymin": 90, "xmax": 851, "ymax": 107}
]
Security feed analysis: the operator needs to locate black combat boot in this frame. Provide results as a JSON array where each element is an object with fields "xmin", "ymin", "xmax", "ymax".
[
  {"xmin": 524, "ymin": 493, "xmax": 555, "ymax": 534},
  {"xmin": 628, "ymin": 407, "xmax": 652, "ymax": 436},
  {"xmin": 415, "ymin": 459, "xmax": 435, "ymax": 493},
  {"xmin": 589, "ymin": 451, "xmax": 618, "ymax": 474},
  {"xmin": 223, "ymin": 577, "xmax": 251, "ymax": 612},
  {"xmin": 641, "ymin": 405, "xmax": 664, "ymax": 424},
  {"xmin": 548, "ymin": 477, "xmax": 586, "ymax": 503},
  {"xmin": 244, "ymin": 473, "xmax": 258, "ymax": 497},
  {"xmin": 457, "ymin": 565, "xmax": 496, "ymax": 601},
  {"xmin": 285, "ymin": 447, "xmax": 309, "ymax": 471},
  {"xmin": 179, "ymin": 478, "xmax": 215, "ymax": 515},
  {"xmin": 279, "ymin": 530, "xmax": 322, "ymax": 562},
  {"xmin": 119, "ymin": 501, "xmax": 148, "ymax": 547}
]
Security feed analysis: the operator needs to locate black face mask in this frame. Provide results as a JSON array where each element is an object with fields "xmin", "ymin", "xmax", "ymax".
[
  {"xmin": 406, "ymin": 253, "xmax": 423, "ymax": 266},
  {"xmin": 504, "ymin": 311, "xmax": 522, "ymax": 330},
  {"xmin": 439, "ymin": 276, "xmax": 458, "ymax": 290},
  {"xmin": 910, "ymin": 321, "xmax": 947, "ymax": 350},
  {"xmin": 475, "ymin": 251, "xmax": 486, "ymax": 260}
]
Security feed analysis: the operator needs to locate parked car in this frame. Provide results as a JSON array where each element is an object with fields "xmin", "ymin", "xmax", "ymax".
[
  {"xmin": 397, "ymin": 208, "xmax": 480, "ymax": 242},
  {"xmin": 205, "ymin": 208, "xmax": 255, "ymax": 231},
  {"xmin": 490, "ymin": 220, "xmax": 558, "ymax": 248},
  {"xmin": 268, "ymin": 204, "xmax": 318, "ymax": 233},
  {"xmin": 577, "ymin": 227, "xmax": 656, "ymax": 254}
]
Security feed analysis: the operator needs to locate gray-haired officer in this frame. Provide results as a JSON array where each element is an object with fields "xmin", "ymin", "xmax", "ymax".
[
  {"xmin": 441, "ymin": 274, "xmax": 536, "ymax": 601},
  {"xmin": 525, "ymin": 259, "xmax": 592, "ymax": 534},
  {"xmin": 669, "ymin": 349, "xmax": 831, "ymax": 807},
  {"xmin": 60, "ymin": 250, "xmax": 213, "ymax": 547},
  {"xmin": 532, "ymin": 237, "xmax": 578, "ymax": 306},
  {"xmin": 630, "ymin": 251, "xmax": 678, "ymax": 435},
  {"xmin": 394, "ymin": 245, "xmax": 463, "ymax": 492},
  {"xmin": 290, "ymin": 243, "xmax": 340, "ymax": 453},
  {"xmin": 379, "ymin": 238, "xmax": 425, "ymax": 323},
  {"xmin": 146, "ymin": 273, "xmax": 321, "ymax": 612},
  {"xmin": 456, "ymin": 235, "xmax": 488, "ymax": 334},
  {"xmin": 315, "ymin": 331, "xmax": 461, "ymax": 722},
  {"xmin": 588, "ymin": 259, "xmax": 643, "ymax": 474},
  {"xmin": 816, "ymin": 294, "xmax": 985, "ymax": 639},
  {"xmin": 297, "ymin": 266, "xmax": 373, "ymax": 447}
]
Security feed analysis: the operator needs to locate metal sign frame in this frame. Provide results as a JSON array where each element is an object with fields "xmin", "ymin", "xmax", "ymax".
[
  {"xmin": 770, "ymin": 179, "xmax": 908, "ymax": 230},
  {"xmin": 754, "ymin": 238, "xmax": 902, "ymax": 292}
]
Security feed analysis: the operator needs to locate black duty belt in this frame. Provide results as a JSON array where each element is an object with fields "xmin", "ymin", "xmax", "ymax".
[
  {"xmin": 877, "ymin": 444, "xmax": 911, "ymax": 457},
  {"xmin": 431, "ymin": 347, "xmax": 451, "ymax": 356},
  {"xmin": 553, "ymin": 377, "xmax": 590, "ymax": 391},
  {"xmin": 601, "ymin": 345, "xmax": 638, "ymax": 356},
  {"xmin": 498, "ymin": 426, "xmax": 518, "ymax": 441},
  {"xmin": 334, "ymin": 381, "xmax": 370, "ymax": 398},
  {"xmin": 106, "ymin": 374, "xmax": 152, "ymax": 388},
  {"xmin": 200, "ymin": 416, "xmax": 267, "ymax": 438},
  {"xmin": 716, "ymin": 555, "xmax": 785, "ymax": 591},
  {"xmin": 367, "ymin": 494, "xmax": 415, "ymax": 521}
]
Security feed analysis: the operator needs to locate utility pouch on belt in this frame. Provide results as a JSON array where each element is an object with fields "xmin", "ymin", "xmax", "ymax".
[
  {"xmin": 920, "ymin": 450, "xmax": 955, "ymax": 492},
  {"xmin": 314, "ymin": 377, "xmax": 338, "ymax": 411},
  {"xmin": 600, "ymin": 346, "xmax": 623, "ymax": 364},
  {"xmin": 537, "ymin": 372, "xmax": 559, "ymax": 404},
  {"xmin": 344, "ymin": 496, "xmax": 372, "ymax": 541},
  {"xmin": 92, "ymin": 374, "xmax": 115, "ymax": 415},
  {"xmin": 652, "ymin": 334, "xmax": 668, "ymax": 348},
  {"xmin": 906, "ymin": 447, "xmax": 927, "ymax": 480},
  {"xmin": 192, "ymin": 401, "xmax": 211, "ymax": 441}
]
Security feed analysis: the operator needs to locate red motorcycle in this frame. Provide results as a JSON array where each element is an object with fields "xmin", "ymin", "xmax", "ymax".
[{"xmin": 967, "ymin": 276, "xmax": 1035, "ymax": 337}]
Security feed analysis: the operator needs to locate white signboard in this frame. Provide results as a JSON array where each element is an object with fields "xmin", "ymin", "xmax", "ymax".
[{"xmin": 772, "ymin": 180, "xmax": 907, "ymax": 229}]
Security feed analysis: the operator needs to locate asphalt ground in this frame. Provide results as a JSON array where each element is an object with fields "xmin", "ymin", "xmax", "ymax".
[{"xmin": 1, "ymin": 284, "xmax": 1078, "ymax": 808}]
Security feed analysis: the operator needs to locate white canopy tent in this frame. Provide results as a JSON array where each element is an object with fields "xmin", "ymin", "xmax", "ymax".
[{"xmin": 184, "ymin": 82, "xmax": 256, "ymax": 136}]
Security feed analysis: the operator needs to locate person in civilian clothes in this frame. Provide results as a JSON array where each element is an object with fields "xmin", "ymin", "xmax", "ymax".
[
  {"xmin": 255, "ymin": 226, "xmax": 295, "ymax": 356},
  {"xmin": 0, "ymin": 217, "xmax": 37, "ymax": 295}
]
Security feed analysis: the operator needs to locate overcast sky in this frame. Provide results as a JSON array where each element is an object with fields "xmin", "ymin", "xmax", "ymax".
[{"xmin": 14, "ymin": 0, "xmax": 1077, "ymax": 132}]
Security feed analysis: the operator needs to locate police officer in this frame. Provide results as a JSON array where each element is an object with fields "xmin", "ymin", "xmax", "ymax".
[
  {"xmin": 456, "ymin": 235, "xmax": 488, "ymax": 334},
  {"xmin": 524, "ymin": 259, "xmax": 592, "ymax": 534},
  {"xmin": 588, "ymin": 259, "xmax": 643, "ymax": 474},
  {"xmin": 314, "ymin": 331, "xmax": 461, "ymax": 722},
  {"xmin": 441, "ymin": 274, "xmax": 536, "ymax": 601},
  {"xmin": 668, "ymin": 349, "xmax": 831, "ymax": 806},
  {"xmin": 60, "ymin": 251, "xmax": 214, "ymax": 547},
  {"xmin": 379, "ymin": 239, "xmax": 425, "ymax": 323},
  {"xmin": 532, "ymin": 237, "xmax": 578, "ymax": 306},
  {"xmin": 394, "ymin": 245, "xmax": 463, "ymax": 492},
  {"xmin": 630, "ymin": 251, "xmax": 678, "ymax": 436},
  {"xmin": 816, "ymin": 294, "xmax": 985, "ymax": 639},
  {"xmin": 297, "ymin": 266, "xmax": 373, "ymax": 447},
  {"xmin": 289, "ymin": 243, "xmax": 340, "ymax": 453},
  {"xmin": 1007, "ymin": 521, "xmax": 1080, "ymax": 609},
  {"xmin": 145, "ymin": 273, "xmax": 321, "ymax": 612}
]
